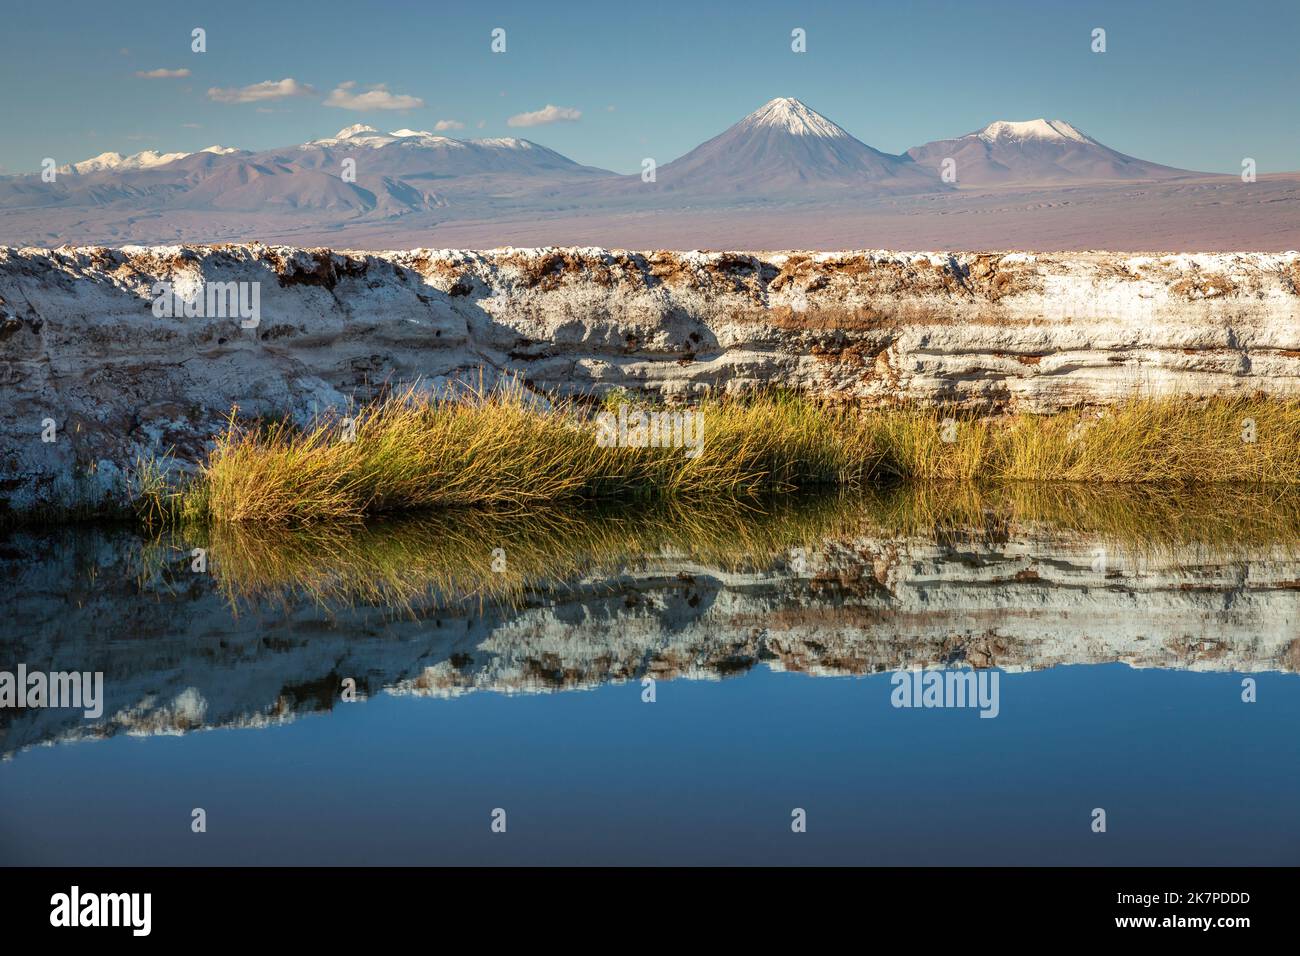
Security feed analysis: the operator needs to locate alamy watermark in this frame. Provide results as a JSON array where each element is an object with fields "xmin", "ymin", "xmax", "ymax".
[
  {"xmin": 890, "ymin": 667, "xmax": 1000, "ymax": 718},
  {"xmin": 595, "ymin": 403, "xmax": 705, "ymax": 458},
  {"xmin": 0, "ymin": 665, "xmax": 103, "ymax": 718},
  {"xmin": 151, "ymin": 280, "xmax": 261, "ymax": 328},
  {"xmin": 50, "ymin": 886, "xmax": 150, "ymax": 936}
]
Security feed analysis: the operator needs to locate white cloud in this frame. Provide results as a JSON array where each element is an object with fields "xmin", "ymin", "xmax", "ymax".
[
  {"xmin": 324, "ymin": 82, "xmax": 424, "ymax": 111},
  {"xmin": 136, "ymin": 68, "xmax": 191, "ymax": 79},
  {"xmin": 434, "ymin": 119, "xmax": 465, "ymax": 131},
  {"xmin": 208, "ymin": 78, "xmax": 316, "ymax": 104},
  {"xmin": 507, "ymin": 104, "xmax": 582, "ymax": 128}
]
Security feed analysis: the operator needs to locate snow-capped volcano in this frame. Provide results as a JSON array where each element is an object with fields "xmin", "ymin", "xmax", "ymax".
[
  {"xmin": 976, "ymin": 119, "xmax": 1093, "ymax": 144},
  {"xmin": 59, "ymin": 145, "xmax": 242, "ymax": 175},
  {"xmin": 907, "ymin": 118, "xmax": 1192, "ymax": 185},
  {"xmin": 284, "ymin": 126, "xmax": 601, "ymax": 184},
  {"xmin": 334, "ymin": 124, "xmax": 384, "ymax": 140},
  {"xmin": 62, "ymin": 150, "xmax": 189, "ymax": 174},
  {"xmin": 306, "ymin": 125, "xmax": 458, "ymax": 149},
  {"xmin": 741, "ymin": 96, "xmax": 853, "ymax": 138},
  {"xmin": 305, "ymin": 126, "xmax": 539, "ymax": 152},
  {"xmin": 631, "ymin": 97, "xmax": 939, "ymax": 196}
]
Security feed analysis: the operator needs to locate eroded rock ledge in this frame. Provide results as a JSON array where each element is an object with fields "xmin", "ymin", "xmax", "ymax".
[{"xmin": 1, "ymin": 244, "xmax": 1299, "ymax": 511}]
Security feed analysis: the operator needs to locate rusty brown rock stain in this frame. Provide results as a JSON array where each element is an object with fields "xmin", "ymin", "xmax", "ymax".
[{"xmin": 1170, "ymin": 273, "xmax": 1238, "ymax": 300}]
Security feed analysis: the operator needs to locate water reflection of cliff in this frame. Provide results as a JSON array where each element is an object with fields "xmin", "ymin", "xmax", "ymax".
[{"xmin": 3, "ymin": 484, "xmax": 1299, "ymax": 757}]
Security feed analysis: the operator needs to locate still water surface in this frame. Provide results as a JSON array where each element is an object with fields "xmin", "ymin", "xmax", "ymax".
[{"xmin": 3, "ymin": 486, "xmax": 1298, "ymax": 864}]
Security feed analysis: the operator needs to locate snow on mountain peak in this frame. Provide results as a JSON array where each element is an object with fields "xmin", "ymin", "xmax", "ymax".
[
  {"xmin": 63, "ymin": 149, "xmax": 192, "ymax": 174},
  {"xmin": 335, "ymin": 124, "xmax": 381, "ymax": 139},
  {"xmin": 387, "ymin": 129, "xmax": 468, "ymax": 148},
  {"xmin": 137, "ymin": 150, "xmax": 190, "ymax": 165},
  {"xmin": 743, "ymin": 97, "xmax": 849, "ymax": 138},
  {"xmin": 308, "ymin": 126, "xmax": 471, "ymax": 149},
  {"xmin": 472, "ymin": 137, "xmax": 534, "ymax": 150},
  {"xmin": 977, "ymin": 119, "xmax": 1092, "ymax": 144},
  {"xmin": 306, "ymin": 126, "xmax": 403, "ymax": 148},
  {"xmin": 300, "ymin": 127, "xmax": 549, "ymax": 153},
  {"xmin": 67, "ymin": 151, "xmax": 128, "ymax": 172}
]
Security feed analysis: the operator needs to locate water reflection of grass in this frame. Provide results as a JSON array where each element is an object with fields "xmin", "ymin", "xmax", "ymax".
[
  {"xmin": 866, "ymin": 482, "xmax": 1300, "ymax": 551},
  {"xmin": 166, "ymin": 495, "xmax": 855, "ymax": 612},
  {"xmin": 145, "ymin": 483, "xmax": 1300, "ymax": 611}
]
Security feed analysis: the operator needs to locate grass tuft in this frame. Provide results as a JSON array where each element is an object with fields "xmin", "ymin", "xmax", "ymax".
[{"xmin": 139, "ymin": 383, "xmax": 1300, "ymax": 526}]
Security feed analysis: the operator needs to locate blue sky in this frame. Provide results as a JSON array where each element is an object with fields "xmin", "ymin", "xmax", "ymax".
[{"xmin": 1, "ymin": 0, "xmax": 1297, "ymax": 176}]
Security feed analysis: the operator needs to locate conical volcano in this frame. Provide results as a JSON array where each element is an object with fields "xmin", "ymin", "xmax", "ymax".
[{"xmin": 643, "ymin": 97, "xmax": 940, "ymax": 195}]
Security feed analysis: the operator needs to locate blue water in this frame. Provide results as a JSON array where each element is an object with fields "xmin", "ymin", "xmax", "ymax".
[{"xmin": 4, "ymin": 664, "xmax": 1296, "ymax": 865}]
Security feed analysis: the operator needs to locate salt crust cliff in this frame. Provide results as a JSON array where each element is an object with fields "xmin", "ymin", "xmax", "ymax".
[
  {"xmin": 3, "ymin": 526, "xmax": 1298, "ymax": 757},
  {"xmin": 1, "ymin": 244, "xmax": 1299, "ymax": 511}
]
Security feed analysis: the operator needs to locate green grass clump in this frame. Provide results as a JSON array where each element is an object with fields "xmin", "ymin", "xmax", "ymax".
[
  {"xmin": 158, "ymin": 382, "xmax": 886, "ymax": 525},
  {"xmin": 870, "ymin": 397, "xmax": 1300, "ymax": 483},
  {"xmin": 137, "ymin": 383, "xmax": 1300, "ymax": 527}
]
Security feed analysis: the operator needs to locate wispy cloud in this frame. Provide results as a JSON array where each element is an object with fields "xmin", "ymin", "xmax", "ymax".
[
  {"xmin": 507, "ymin": 104, "xmax": 581, "ymax": 127},
  {"xmin": 324, "ymin": 82, "xmax": 424, "ymax": 111},
  {"xmin": 208, "ymin": 78, "xmax": 316, "ymax": 104},
  {"xmin": 136, "ymin": 68, "xmax": 191, "ymax": 79},
  {"xmin": 434, "ymin": 119, "xmax": 465, "ymax": 131}
]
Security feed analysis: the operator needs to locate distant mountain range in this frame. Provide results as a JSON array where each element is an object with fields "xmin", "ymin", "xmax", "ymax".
[
  {"xmin": 0, "ymin": 97, "xmax": 1285, "ymax": 249},
  {"xmin": 3, "ymin": 123, "xmax": 610, "ymax": 217},
  {"xmin": 0, "ymin": 98, "xmax": 1201, "ymax": 211}
]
